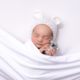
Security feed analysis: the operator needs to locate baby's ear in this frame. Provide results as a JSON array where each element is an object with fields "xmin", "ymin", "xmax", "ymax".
[
  {"xmin": 34, "ymin": 10, "xmax": 43, "ymax": 19},
  {"xmin": 52, "ymin": 17, "xmax": 61, "ymax": 25}
]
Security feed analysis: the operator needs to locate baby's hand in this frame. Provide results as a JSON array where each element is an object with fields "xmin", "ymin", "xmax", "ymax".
[{"xmin": 39, "ymin": 44, "xmax": 56, "ymax": 56}]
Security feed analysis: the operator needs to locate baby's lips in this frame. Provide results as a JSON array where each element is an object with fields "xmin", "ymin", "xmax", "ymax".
[{"xmin": 37, "ymin": 43, "xmax": 43, "ymax": 45}]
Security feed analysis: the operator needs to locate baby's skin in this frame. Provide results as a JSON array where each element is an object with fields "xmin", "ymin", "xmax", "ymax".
[{"xmin": 31, "ymin": 24, "xmax": 56, "ymax": 56}]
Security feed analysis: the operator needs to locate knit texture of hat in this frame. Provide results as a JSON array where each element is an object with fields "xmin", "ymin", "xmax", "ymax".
[{"xmin": 31, "ymin": 18, "xmax": 57, "ymax": 41}]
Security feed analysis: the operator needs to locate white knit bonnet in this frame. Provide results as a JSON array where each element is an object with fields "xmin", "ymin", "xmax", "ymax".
[{"xmin": 31, "ymin": 10, "xmax": 61, "ymax": 41}]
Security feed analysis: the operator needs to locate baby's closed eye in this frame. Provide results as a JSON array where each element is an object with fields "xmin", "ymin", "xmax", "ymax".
[
  {"xmin": 44, "ymin": 37, "xmax": 50, "ymax": 40},
  {"xmin": 34, "ymin": 34, "xmax": 39, "ymax": 37},
  {"xmin": 33, "ymin": 33, "xmax": 39, "ymax": 37}
]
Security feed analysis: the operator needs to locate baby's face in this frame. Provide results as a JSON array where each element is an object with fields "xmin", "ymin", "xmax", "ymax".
[{"xmin": 31, "ymin": 24, "xmax": 53, "ymax": 49}]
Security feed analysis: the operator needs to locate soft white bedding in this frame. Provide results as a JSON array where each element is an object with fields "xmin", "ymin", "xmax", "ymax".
[{"xmin": 0, "ymin": 28, "xmax": 80, "ymax": 80}]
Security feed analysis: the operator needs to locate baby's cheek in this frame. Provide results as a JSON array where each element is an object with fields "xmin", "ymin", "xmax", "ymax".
[
  {"xmin": 43, "ymin": 40, "xmax": 50, "ymax": 45},
  {"xmin": 31, "ymin": 37, "xmax": 37, "ymax": 43}
]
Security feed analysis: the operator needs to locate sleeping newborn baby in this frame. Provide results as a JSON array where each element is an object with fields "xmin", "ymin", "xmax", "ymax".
[
  {"xmin": 31, "ymin": 24, "xmax": 56, "ymax": 56},
  {"xmin": 30, "ymin": 16, "xmax": 59, "ymax": 56}
]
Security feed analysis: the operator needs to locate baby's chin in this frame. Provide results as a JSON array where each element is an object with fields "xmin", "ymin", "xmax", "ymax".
[{"xmin": 36, "ymin": 44, "xmax": 43, "ymax": 49}]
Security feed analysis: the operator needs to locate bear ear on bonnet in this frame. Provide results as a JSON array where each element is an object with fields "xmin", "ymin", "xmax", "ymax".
[
  {"xmin": 34, "ymin": 10, "xmax": 43, "ymax": 19},
  {"xmin": 53, "ymin": 17, "xmax": 61, "ymax": 25},
  {"xmin": 34, "ymin": 10, "xmax": 61, "ymax": 25}
]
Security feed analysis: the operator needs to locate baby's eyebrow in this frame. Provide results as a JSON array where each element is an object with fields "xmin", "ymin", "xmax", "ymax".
[
  {"xmin": 43, "ymin": 35, "xmax": 50, "ymax": 38},
  {"xmin": 33, "ymin": 32, "xmax": 38, "ymax": 34},
  {"xmin": 44, "ymin": 35, "xmax": 49, "ymax": 37},
  {"xmin": 44, "ymin": 34, "xmax": 53, "ymax": 38},
  {"xmin": 44, "ymin": 34, "xmax": 50, "ymax": 36},
  {"xmin": 33, "ymin": 32, "xmax": 39, "ymax": 35}
]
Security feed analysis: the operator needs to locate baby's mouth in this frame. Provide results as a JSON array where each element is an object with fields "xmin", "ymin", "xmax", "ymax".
[{"xmin": 37, "ymin": 43, "xmax": 43, "ymax": 45}]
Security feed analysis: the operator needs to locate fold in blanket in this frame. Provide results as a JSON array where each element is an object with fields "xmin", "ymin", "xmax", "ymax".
[{"xmin": 0, "ymin": 28, "xmax": 80, "ymax": 80}]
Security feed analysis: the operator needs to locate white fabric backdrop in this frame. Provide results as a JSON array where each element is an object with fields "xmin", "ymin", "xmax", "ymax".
[
  {"xmin": 0, "ymin": 0, "xmax": 80, "ymax": 55},
  {"xmin": 0, "ymin": 28, "xmax": 80, "ymax": 80}
]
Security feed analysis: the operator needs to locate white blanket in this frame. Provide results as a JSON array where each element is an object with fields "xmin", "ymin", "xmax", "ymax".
[{"xmin": 0, "ymin": 28, "xmax": 80, "ymax": 80}]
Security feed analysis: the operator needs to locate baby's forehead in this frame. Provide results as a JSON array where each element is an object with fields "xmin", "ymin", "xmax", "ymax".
[
  {"xmin": 33, "ymin": 24, "xmax": 53, "ymax": 36},
  {"xmin": 33, "ymin": 24, "xmax": 52, "ymax": 31}
]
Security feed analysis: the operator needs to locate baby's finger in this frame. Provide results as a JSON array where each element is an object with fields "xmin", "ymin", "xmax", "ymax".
[
  {"xmin": 45, "ymin": 49, "xmax": 52, "ymax": 56},
  {"xmin": 52, "ymin": 48, "xmax": 56, "ymax": 53},
  {"xmin": 51, "ymin": 49, "xmax": 56, "ymax": 56},
  {"xmin": 48, "ymin": 50, "xmax": 52, "ymax": 56},
  {"xmin": 46, "ymin": 49, "xmax": 55, "ymax": 56},
  {"xmin": 50, "ymin": 50, "xmax": 54, "ymax": 56},
  {"xmin": 43, "ymin": 44, "xmax": 50, "ymax": 49}
]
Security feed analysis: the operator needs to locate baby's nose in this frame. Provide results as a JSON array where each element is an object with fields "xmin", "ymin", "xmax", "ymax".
[{"xmin": 38, "ymin": 37, "xmax": 43, "ymax": 42}]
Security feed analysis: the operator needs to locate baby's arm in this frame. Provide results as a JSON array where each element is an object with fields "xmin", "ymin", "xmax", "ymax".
[{"xmin": 39, "ymin": 44, "xmax": 56, "ymax": 56}]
